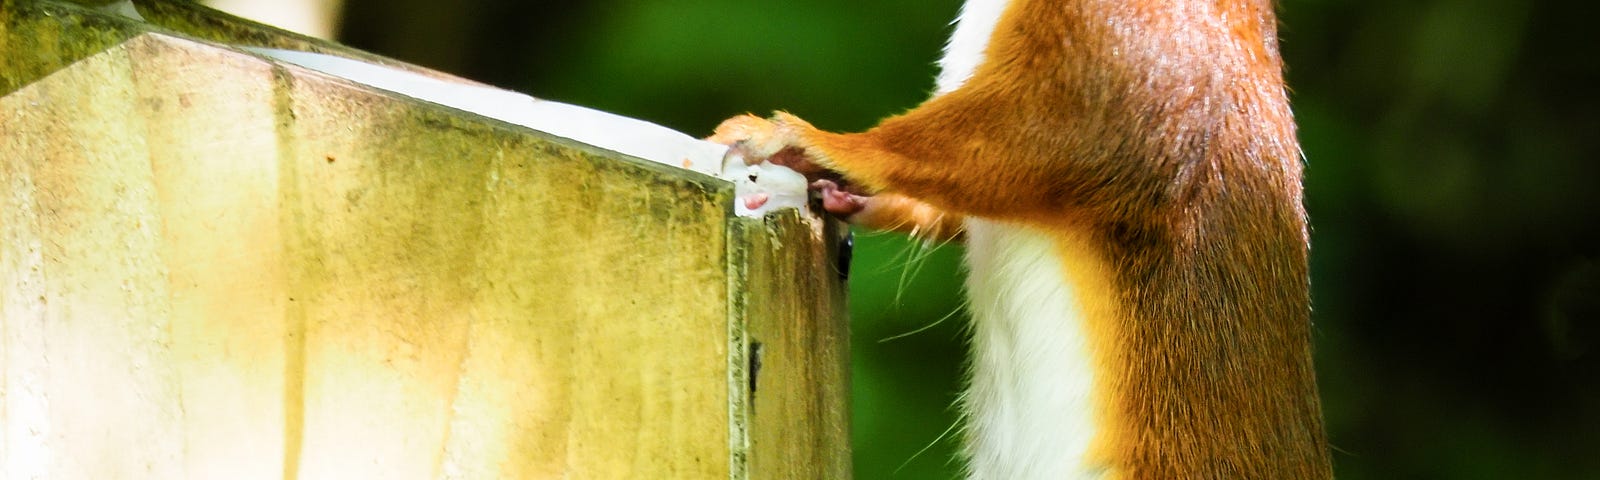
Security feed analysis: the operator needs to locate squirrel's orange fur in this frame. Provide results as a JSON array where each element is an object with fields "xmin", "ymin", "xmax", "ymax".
[{"xmin": 712, "ymin": 0, "xmax": 1331, "ymax": 477}]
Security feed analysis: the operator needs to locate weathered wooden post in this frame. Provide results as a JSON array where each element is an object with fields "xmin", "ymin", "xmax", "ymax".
[{"xmin": 0, "ymin": 1, "xmax": 850, "ymax": 478}]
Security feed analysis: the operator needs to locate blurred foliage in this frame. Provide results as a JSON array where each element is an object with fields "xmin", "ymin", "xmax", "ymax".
[{"xmin": 329, "ymin": 0, "xmax": 1599, "ymax": 477}]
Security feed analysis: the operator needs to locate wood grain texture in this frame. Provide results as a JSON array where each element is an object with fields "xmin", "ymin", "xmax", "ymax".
[
  {"xmin": 0, "ymin": 12, "xmax": 850, "ymax": 477},
  {"xmin": 730, "ymin": 212, "xmax": 852, "ymax": 479}
]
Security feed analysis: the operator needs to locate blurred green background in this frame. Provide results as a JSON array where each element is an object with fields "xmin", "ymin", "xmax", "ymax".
[{"xmin": 278, "ymin": 0, "xmax": 1599, "ymax": 477}]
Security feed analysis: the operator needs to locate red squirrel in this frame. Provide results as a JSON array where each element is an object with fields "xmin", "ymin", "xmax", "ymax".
[{"xmin": 711, "ymin": 0, "xmax": 1332, "ymax": 477}]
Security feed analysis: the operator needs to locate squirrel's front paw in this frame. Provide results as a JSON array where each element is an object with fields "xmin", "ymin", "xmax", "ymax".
[
  {"xmin": 709, "ymin": 112, "xmax": 829, "ymax": 173},
  {"xmin": 709, "ymin": 114, "xmax": 789, "ymax": 162},
  {"xmin": 813, "ymin": 179, "xmax": 869, "ymax": 218},
  {"xmin": 711, "ymin": 112, "xmax": 870, "ymax": 218}
]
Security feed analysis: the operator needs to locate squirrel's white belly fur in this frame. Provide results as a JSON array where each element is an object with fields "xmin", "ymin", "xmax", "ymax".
[
  {"xmin": 939, "ymin": 0, "xmax": 1106, "ymax": 478},
  {"xmin": 961, "ymin": 220, "xmax": 1103, "ymax": 479}
]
